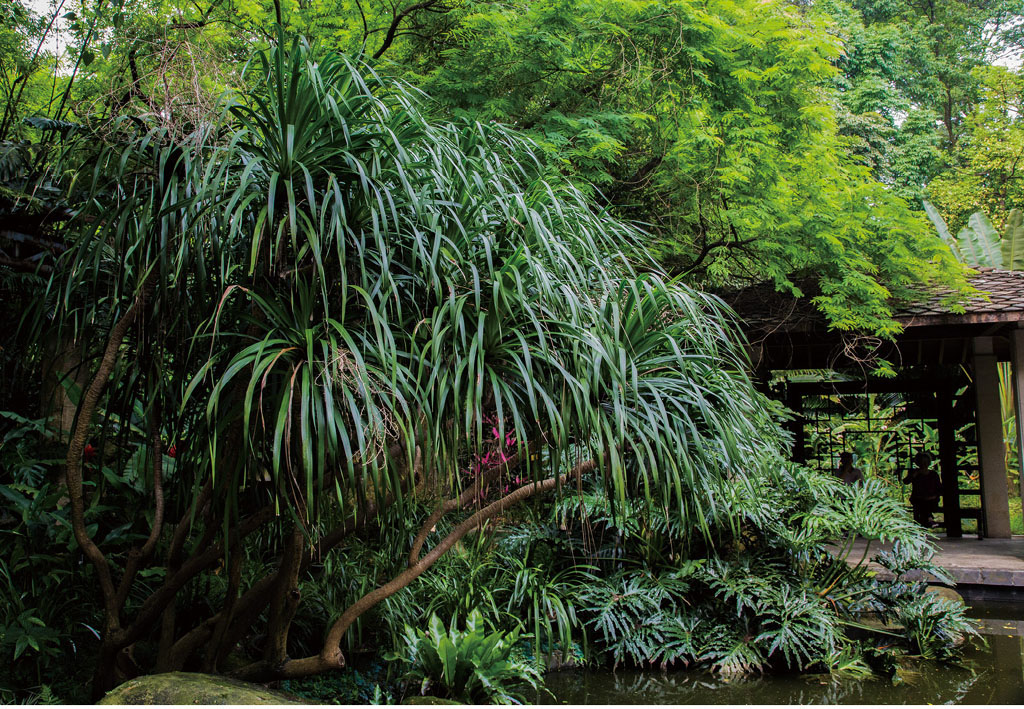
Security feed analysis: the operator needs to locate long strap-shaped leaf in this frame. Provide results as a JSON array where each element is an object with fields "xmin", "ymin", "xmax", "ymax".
[{"xmin": 922, "ymin": 200, "xmax": 962, "ymax": 262}]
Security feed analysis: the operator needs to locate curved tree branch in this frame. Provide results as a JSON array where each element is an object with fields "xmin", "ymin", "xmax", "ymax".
[
  {"xmin": 408, "ymin": 447, "xmax": 531, "ymax": 566},
  {"xmin": 66, "ymin": 281, "xmax": 152, "ymax": 630},
  {"xmin": 229, "ymin": 457, "xmax": 595, "ymax": 681}
]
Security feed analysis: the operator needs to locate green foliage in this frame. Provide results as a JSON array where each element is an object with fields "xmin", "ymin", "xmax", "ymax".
[
  {"xmin": 927, "ymin": 65, "xmax": 1024, "ymax": 231},
  {"xmin": 43, "ymin": 34, "xmax": 773, "ymax": 537},
  {"xmin": 22, "ymin": 0, "xmax": 971, "ymax": 335},
  {"xmin": 0, "ymin": 413, "xmax": 100, "ymax": 704},
  {"xmin": 509, "ymin": 460, "xmax": 973, "ymax": 677},
  {"xmin": 281, "ymin": 662, "xmax": 394, "ymax": 704},
  {"xmin": 957, "ymin": 213, "xmax": 1002, "ymax": 268},
  {"xmin": 873, "ymin": 540, "xmax": 953, "ymax": 584},
  {"xmin": 577, "ymin": 568, "xmax": 699, "ymax": 669},
  {"xmin": 387, "ymin": 610, "xmax": 541, "ymax": 704},
  {"xmin": 506, "ymin": 554, "xmax": 589, "ymax": 664},
  {"xmin": 922, "ymin": 200, "xmax": 1024, "ymax": 271},
  {"xmin": 0, "ymin": 0, "xmax": 994, "ymax": 696},
  {"xmin": 383, "ymin": 0, "xmax": 968, "ymax": 335},
  {"xmin": 869, "ymin": 584, "xmax": 978, "ymax": 662},
  {"xmin": 0, "ymin": 0, "xmax": 60, "ymax": 140},
  {"xmin": 821, "ymin": 642, "xmax": 874, "ymax": 680},
  {"xmin": 1001, "ymin": 209, "xmax": 1024, "ymax": 271},
  {"xmin": 292, "ymin": 462, "xmax": 970, "ymax": 685},
  {"xmin": 825, "ymin": 0, "xmax": 1023, "ymax": 197},
  {"xmin": 0, "ymin": 34, "xmax": 802, "ymax": 695}
]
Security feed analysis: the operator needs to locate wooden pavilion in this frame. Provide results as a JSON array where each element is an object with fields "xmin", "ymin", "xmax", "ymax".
[{"xmin": 723, "ymin": 267, "xmax": 1024, "ymax": 539}]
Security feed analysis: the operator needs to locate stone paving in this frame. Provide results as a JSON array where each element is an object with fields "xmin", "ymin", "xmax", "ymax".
[{"xmin": 842, "ymin": 535, "xmax": 1024, "ymax": 587}]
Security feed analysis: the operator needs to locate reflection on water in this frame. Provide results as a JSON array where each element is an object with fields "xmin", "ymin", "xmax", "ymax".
[{"xmin": 545, "ymin": 623, "xmax": 1024, "ymax": 704}]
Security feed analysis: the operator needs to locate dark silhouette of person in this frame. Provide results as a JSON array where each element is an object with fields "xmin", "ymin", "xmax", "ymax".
[
  {"xmin": 835, "ymin": 452, "xmax": 863, "ymax": 485},
  {"xmin": 903, "ymin": 452, "xmax": 942, "ymax": 528}
]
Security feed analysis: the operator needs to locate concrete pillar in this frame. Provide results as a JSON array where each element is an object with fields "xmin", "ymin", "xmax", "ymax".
[
  {"xmin": 973, "ymin": 336, "xmax": 1012, "ymax": 538},
  {"xmin": 1011, "ymin": 328, "xmax": 1024, "ymax": 513}
]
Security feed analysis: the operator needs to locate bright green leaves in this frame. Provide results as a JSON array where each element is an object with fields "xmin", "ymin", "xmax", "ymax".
[
  {"xmin": 923, "ymin": 200, "xmax": 1024, "ymax": 273},
  {"xmin": 386, "ymin": 0, "xmax": 967, "ymax": 336},
  {"xmin": 1002, "ymin": 209, "xmax": 1024, "ymax": 271},
  {"xmin": 927, "ymin": 66, "xmax": 1024, "ymax": 236},
  {"xmin": 387, "ymin": 609, "xmax": 541, "ymax": 704},
  {"xmin": 957, "ymin": 213, "xmax": 1003, "ymax": 268}
]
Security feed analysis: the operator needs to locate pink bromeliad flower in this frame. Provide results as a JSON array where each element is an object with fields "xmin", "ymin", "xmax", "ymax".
[{"xmin": 461, "ymin": 416, "xmax": 520, "ymax": 497}]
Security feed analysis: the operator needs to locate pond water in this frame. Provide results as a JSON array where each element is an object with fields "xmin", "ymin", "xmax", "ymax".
[{"xmin": 544, "ymin": 597, "xmax": 1024, "ymax": 704}]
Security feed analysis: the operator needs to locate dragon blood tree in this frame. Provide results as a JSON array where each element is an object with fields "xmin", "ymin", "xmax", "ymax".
[{"xmin": 32, "ymin": 38, "xmax": 778, "ymax": 694}]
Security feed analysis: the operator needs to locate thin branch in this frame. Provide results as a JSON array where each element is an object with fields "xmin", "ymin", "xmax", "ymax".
[
  {"xmin": 113, "ymin": 433, "xmax": 165, "ymax": 609},
  {"xmin": 203, "ymin": 541, "xmax": 243, "ymax": 673},
  {"xmin": 371, "ymin": 0, "xmax": 440, "ymax": 60},
  {"xmin": 165, "ymin": 479, "xmax": 214, "ymax": 568},
  {"xmin": 353, "ymin": 0, "xmax": 369, "ymax": 53}
]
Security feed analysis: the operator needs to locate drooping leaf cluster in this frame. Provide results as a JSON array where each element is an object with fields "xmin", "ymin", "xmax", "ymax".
[
  {"xmin": 40, "ymin": 37, "xmax": 772, "ymax": 522},
  {"xmin": 1, "ymin": 38, "xmax": 783, "ymax": 696}
]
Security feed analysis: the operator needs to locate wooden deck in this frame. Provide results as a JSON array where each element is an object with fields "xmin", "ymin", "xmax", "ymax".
[{"xmin": 843, "ymin": 536, "xmax": 1024, "ymax": 588}]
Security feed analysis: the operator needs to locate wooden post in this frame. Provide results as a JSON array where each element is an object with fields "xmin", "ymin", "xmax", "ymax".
[
  {"xmin": 1011, "ymin": 327, "xmax": 1024, "ymax": 522},
  {"xmin": 937, "ymin": 379, "xmax": 961, "ymax": 538},
  {"xmin": 973, "ymin": 336, "xmax": 1012, "ymax": 538},
  {"xmin": 785, "ymin": 388, "xmax": 806, "ymax": 464}
]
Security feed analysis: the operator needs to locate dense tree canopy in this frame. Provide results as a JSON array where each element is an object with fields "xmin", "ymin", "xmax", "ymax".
[
  {"xmin": 825, "ymin": 0, "xmax": 1024, "ymax": 232},
  {"xmin": 384, "ymin": 0, "xmax": 971, "ymax": 334},
  {"xmin": 2, "ymin": 0, "xmax": 986, "ymax": 335}
]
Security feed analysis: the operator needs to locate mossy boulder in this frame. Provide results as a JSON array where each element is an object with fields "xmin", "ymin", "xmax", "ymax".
[
  {"xmin": 925, "ymin": 584, "xmax": 963, "ymax": 604},
  {"xmin": 97, "ymin": 672, "xmax": 309, "ymax": 705}
]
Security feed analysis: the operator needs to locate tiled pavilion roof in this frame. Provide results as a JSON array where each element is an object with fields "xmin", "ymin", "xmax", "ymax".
[
  {"xmin": 723, "ymin": 267, "xmax": 1024, "ymax": 336},
  {"xmin": 897, "ymin": 267, "xmax": 1024, "ymax": 327}
]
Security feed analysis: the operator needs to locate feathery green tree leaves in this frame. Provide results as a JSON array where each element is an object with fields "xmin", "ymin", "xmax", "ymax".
[
  {"xmin": 382, "ymin": 0, "xmax": 969, "ymax": 336},
  {"xmin": 12, "ymin": 0, "xmax": 973, "ymax": 336}
]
